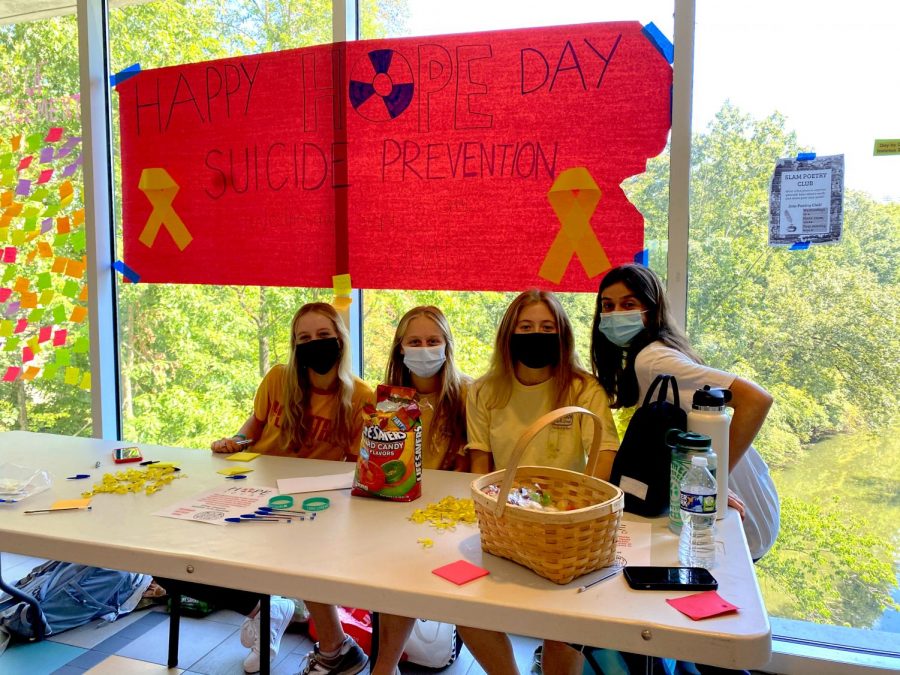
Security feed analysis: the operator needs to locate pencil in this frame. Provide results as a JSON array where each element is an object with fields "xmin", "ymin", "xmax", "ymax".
[
  {"xmin": 24, "ymin": 507, "xmax": 92, "ymax": 514},
  {"xmin": 576, "ymin": 566, "xmax": 623, "ymax": 593}
]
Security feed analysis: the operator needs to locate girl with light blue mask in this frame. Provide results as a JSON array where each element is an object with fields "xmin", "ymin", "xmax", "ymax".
[{"xmin": 372, "ymin": 305, "xmax": 472, "ymax": 675}]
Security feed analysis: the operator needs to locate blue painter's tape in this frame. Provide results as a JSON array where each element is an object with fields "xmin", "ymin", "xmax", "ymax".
[
  {"xmin": 641, "ymin": 22, "xmax": 674, "ymax": 64},
  {"xmin": 796, "ymin": 152, "xmax": 816, "ymax": 161},
  {"xmin": 110, "ymin": 63, "xmax": 141, "ymax": 88},
  {"xmin": 789, "ymin": 241, "xmax": 811, "ymax": 251},
  {"xmin": 113, "ymin": 260, "xmax": 141, "ymax": 283},
  {"xmin": 633, "ymin": 249, "xmax": 649, "ymax": 266}
]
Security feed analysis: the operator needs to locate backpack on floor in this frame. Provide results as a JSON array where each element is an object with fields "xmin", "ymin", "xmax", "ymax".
[{"xmin": 609, "ymin": 374, "xmax": 687, "ymax": 517}]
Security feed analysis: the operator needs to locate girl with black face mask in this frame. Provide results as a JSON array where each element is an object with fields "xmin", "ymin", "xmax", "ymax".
[
  {"xmin": 211, "ymin": 302, "xmax": 374, "ymax": 675},
  {"xmin": 458, "ymin": 290, "xmax": 619, "ymax": 675}
]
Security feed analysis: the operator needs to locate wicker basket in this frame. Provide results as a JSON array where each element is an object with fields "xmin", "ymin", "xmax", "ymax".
[{"xmin": 471, "ymin": 406, "xmax": 624, "ymax": 584}]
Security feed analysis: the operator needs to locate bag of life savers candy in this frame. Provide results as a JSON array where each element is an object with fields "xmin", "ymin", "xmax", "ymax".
[{"xmin": 352, "ymin": 385, "xmax": 423, "ymax": 502}]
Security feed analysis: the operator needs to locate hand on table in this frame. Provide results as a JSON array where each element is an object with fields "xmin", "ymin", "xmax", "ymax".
[
  {"xmin": 211, "ymin": 437, "xmax": 245, "ymax": 453},
  {"xmin": 728, "ymin": 489, "xmax": 746, "ymax": 520}
]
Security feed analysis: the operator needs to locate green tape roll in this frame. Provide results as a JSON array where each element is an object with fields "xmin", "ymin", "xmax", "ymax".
[
  {"xmin": 268, "ymin": 495, "xmax": 294, "ymax": 509},
  {"xmin": 301, "ymin": 497, "xmax": 330, "ymax": 511}
]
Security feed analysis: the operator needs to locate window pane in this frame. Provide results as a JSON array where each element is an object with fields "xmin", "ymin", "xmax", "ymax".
[
  {"xmin": 110, "ymin": 1, "xmax": 335, "ymax": 447},
  {"xmin": 361, "ymin": 1, "xmax": 673, "ymax": 382},
  {"xmin": 692, "ymin": 0, "xmax": 900, "ymax": 649},
  {"xmin": 0, "ymin": 15, "xmax": 90, "ymax": 434}
]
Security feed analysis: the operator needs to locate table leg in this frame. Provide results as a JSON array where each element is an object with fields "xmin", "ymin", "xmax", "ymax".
[
  {"xmin": 370, "ymin": 611, "xmax": 380, "ymax": 665},
  {"xmin": 167, "ymin": 579, "xmax": 181, "ymax": 667},
  {"xmin": 260, "ymin": 594, "xmax": 270, "ymax": 674},
  {"xmin": 0, "ymin": 551, "xmax": 44, "ymax": 640}
]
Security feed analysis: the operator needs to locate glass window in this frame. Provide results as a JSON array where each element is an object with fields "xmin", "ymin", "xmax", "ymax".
[
  {"xmin": 0, "ymin": 14, "xmax": 90, "ymax": 434},
  {"xmin": 109, "ymin": 1, "xmax": 336, "ymax": 447},
  {"xmin": 360, "ymin": 1, "xmax": 674, "ymax": 383},
  {"xmin": 691, "ymin": 0, "xmax": 899, "ymax": 649}
]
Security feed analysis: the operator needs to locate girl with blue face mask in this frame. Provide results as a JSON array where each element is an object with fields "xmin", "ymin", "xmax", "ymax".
[
  {"xmin": 590, "ymin": 264, "xmax": 778, "ymax": 561},
  {"xmin": 370, "ymin": 306, "xmax": 471, "ymax": 675}
]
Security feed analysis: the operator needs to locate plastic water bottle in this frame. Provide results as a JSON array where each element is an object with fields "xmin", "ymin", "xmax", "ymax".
[
  {"xmin": 678, "ymin": 455, "xmax": 717, "ymax": 569},
  {"xmin": 687, "ymin": 386, "xmax": 732, "ymax": 520}
]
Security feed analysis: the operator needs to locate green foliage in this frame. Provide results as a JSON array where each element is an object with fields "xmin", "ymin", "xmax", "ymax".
[{"xmin": 759, "ymin": 495, "xmax": 899, "ymax": 626}]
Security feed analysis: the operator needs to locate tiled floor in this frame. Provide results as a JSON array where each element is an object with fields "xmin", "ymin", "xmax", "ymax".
[{"xmin": 0, "ymin": 552, "xmax": 541, "ymax": 675}]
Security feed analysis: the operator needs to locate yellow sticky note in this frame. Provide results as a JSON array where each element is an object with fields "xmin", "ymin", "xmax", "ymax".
[
  {"xmin": 22, "ymin": 366, "xmax": 39, "ymax": 381},
  {"xmin": 226, "ymin": 451, "xmax": 261, "ymax": 462},
  {"xmin": 79, "ymin": 371, "xmax": 90, "ymax": 390},
  {"xmin": 64, "ymin": 366, "xmax": 80, "ymax": 385},
  {"xmin": 332, "ymin": 296, "xmax": 352, "ymax": 311},
  {"xmin": 39, "ymin": 290, "xmax": 54, "ymax": 305},
  {"xmin": 51, "ymin": 498, "xmax": 92, "ymax": 510},
  {"xmin": 332, "ymin": 273, "xmax": 352, "ymax": 296},
  {"xmin": 217, "ymin": 466, "xmax": 255, "ymax": 476}
]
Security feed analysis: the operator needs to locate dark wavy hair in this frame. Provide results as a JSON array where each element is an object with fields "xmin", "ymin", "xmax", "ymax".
[{"xmin": 590, "ymin": 265, "xmax": 699, "ymax": 408}]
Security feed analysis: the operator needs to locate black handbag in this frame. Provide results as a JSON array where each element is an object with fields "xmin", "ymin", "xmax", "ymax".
[{"xmin": 609, "ymin": 374, "xmax": 687, "ymax": 517}]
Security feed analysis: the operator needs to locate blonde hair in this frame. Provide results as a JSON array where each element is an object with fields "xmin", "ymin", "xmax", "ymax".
[
  {"xmin": 481, "ymin": 289, "xmax": 591, "ymax": 409},
  {"xmin": 385, "ymin": 306, "xmax": 469, "ymax": 463},
  {"xmin": 280, "ymin": 303, "xmax": 356, "ymax": 451}
]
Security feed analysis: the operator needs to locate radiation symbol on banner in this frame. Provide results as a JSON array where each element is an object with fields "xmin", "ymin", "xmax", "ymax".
[{"xmin": 349, "ymin": 49, "xmax": 414, "ymax": 121}]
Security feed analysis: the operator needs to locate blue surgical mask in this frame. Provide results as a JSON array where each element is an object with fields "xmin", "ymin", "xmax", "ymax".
[
  {"xmin": 403, "ymin": 344, "xmax": 446, "ymax": 378},
  {"xmin": 598, "ymin": 310, "xmax": 645, "ymax": 347}
]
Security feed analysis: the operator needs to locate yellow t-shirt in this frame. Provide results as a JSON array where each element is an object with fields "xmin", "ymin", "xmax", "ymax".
[
  {"xmin": 251, "ymin": 364, "xmax": 375, "ymax": 460},
  {"xmin": 466, "ymin": 375, "xmax": 618, "ymax": 475},
  {"xmin": 417, "ymin": 381, "xmax": 469, "ymax": 471}
]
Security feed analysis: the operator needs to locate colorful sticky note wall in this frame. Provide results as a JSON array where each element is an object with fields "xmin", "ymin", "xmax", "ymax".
[{"xmin": 1, "ymin": 127, "xmax": 89, "ymax": 391}]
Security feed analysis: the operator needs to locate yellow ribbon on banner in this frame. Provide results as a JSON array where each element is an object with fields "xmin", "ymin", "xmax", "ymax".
[
  {"xmin": 539, "ymin": 167, "xmax": 611, "ymax": 284},
  {"xmin": 137, "ymin": 168, "xmax": 192, "ymax": 250}
]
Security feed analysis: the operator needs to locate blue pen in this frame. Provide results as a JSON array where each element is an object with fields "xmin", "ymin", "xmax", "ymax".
[
  {"xmin": 0, "ymin": 498, "xmax": 20, "ymax": 503},
  {"xmin": 225, "ymin": 474, "xmax": 247, "ymax": 480},
  {"xmin": 67, "ymin": 474, "xmax": 91, "ymax": 480},
  {"xmin": 224, "ymin": 516, "xmax": 283, "ymax": 523}
]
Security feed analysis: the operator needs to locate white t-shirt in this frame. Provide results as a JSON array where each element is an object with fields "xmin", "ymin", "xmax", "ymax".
[
  {"xmin": 635, "ymin": 342, "xmax": 780, "ymax": 560},
  {"xmin": 466, "ymin": 375, "xmax": 618, "ymax": 473}
]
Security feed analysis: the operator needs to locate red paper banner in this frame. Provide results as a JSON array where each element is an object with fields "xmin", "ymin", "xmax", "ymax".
[{"xmin": 118, "ymin": 22, "xmax": 671, "ymax": 291}]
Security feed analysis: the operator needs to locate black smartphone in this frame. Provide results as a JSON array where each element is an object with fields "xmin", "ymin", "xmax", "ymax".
[{"xmin": 623, "ymin": 566, "xmax": 718, "ymax": 591}]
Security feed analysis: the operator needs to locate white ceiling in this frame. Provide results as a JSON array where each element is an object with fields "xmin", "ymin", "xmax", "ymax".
[{"xmin": 0, "ymin": 0, "xmax": 150, "ymax": 25}]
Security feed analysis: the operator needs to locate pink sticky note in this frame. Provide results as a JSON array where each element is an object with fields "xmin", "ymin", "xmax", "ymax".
[
  {"xmin": 432, "ymin": 560, "xmax": 490, "ymax": 586},
  {"xmin": 2, "ymin": 366, "xmax": 20, "ymax": 382},
  {"xmin": 38, "ymin": 326, "xmax": 52, "ymax": 343},
  {"xmin": 2, "ymin": 247, "xmax": 16, "ymax": 263},
  {"xmin": 53, "ymin": 328, "xmax": 67, "ymax": 346},
  {"xmin": 37, "ymin": 169, "xmax": 54, "ymax": 184},
  {"xmin": 22, "ymin": 346, "xmax": 34, "ymax": 363},
  {"xmin": 45, "ymin": 127, "xmax": 64, "ymax": 142},
  {"xmin": 17, "ymin": 155, "xmax": 33, "ymax": 171},
  {"xmin": 0, "ymin": 288, "xmax": 11, "ymax": 302},
  {"xmin": 666, "ymin": 591, "xmax": 739, "ymax": 621}
]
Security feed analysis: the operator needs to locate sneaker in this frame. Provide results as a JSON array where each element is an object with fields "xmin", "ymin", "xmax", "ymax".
[
  {"xmin": 242, "ymin": 596, "xmax": 295, "ymax": 673},
  {"xmin": 298, "ymin": 636, "xmax": 368, "ymax": 675}
]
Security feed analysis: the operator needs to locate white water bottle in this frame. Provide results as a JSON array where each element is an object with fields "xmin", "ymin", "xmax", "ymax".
[
  {"xmin": 687, "ymin": 386, "xmax": 732, "ymax": 520},
  {"xmin": 678, "ymin": 455, "xmax": 717, "ymax": 569}
]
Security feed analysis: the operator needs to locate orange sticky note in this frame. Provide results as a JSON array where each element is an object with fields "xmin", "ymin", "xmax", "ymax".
[
  {"xmin": 37, "ymin": 241, "xmax": 52, "ymax": 258},
  {"xmin": 11, "ymin": 135, "xmax": 21, "ymax": 151},
  {"xmin": 22, "ymin": 366, "xmax": 40, "ymax": 381},
  {"xmin": 59, "ymin": 180, "xmax": 73, "ymax": 199},
  {"xmin": 65, "ymin": 259, "xmax": 85, "ymax": 278},
  {"xmin": 78, "ymin": 285, "xmax": 88, "ymax": 302},
  {"xmin": 20, "ymin": 291, "xmax": 37, "ymax": 308},
  {"xmin": 0, "ymin": 191, "xmax": 12, "ymax": 207},
  {"xmin": 51, "ymin": 256, "xmax": 67, "ymax": 273},
  {"xmin": 73, "ymin": 209, "xmax": 85, "ymax": 226},
  {"xmin": 13, "ymin": 277, "xmax": 29, "ymax": 293},
  {"xmin": 70, "ymin": 306, "xmax": 87, "ymax": 323},
  {"xmin": 50, "ymin": 498, "xmax": 92, "ymax": 510},
  {"xmin": 56, "ymin": 216, "xmax": 71, "ymax": 234}
]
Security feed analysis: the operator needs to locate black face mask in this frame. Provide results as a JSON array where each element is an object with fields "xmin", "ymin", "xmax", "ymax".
[
  {"xmin": 295, "ymin": 337, "xmax": 341, "ymax": 376},
  {"xmin": 510, "ymin": 332, "xmax": 560, "ymax": 369}
]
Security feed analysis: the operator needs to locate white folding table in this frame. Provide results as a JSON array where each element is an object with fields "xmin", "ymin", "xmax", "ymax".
[{"xmin": 0, "ymin": 431, "xmax": 771, "ymax": 671}]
